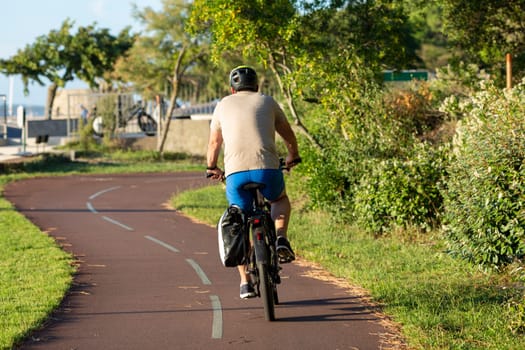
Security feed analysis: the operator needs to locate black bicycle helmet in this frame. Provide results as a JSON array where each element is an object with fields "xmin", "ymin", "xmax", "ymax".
[{"xmin": 229, "ymin": 65, "xmax": 258, "ymax": 92}]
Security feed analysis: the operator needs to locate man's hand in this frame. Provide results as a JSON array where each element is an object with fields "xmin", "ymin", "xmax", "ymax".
[
  {"xmin": 284, "ymin": 156, "xmax": 302, "ymax": 171},
  {"xmin": 206, "ymin": 167, "xmax": 225, "ymax": 181}
]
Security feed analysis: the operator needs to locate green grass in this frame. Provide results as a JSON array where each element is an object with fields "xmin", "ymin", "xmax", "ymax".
[
  {"xmin": 0, "ymin": 187, "xmax": 73, "ymax": 349},
  {"xmin": 0, "ymin": 152, "xmax": 204, "ymax": 350},
  {"xmin": 172, "ymin": 183, "xmax": 228, "ymax": 223},
  {"xmin": 171, "ymin": 179, "xmax": 525, "ymax": 350}
]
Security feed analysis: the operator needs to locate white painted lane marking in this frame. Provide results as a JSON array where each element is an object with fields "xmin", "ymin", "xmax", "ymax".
[
  {"xmin": 209, "ymin": 295, "xmax": 223, "ymax": 339},
  {"xmin": 144, "ymin": 235, "xmax": 180, "ymax": 253},
  {"xmin": 186, "ymin": 259, "xmax": 212, "ymax": 285},
  {"xmin": 88, "ymin": 184, "xmax": 222, "ymax": 337},
  {"xmin": 86, "ymin": 202, "xmax": 97, "ymax": 214},
  {"xmin": 144, "ymin": 236, "xmax": 222, "ymax": 338},
  {"xmin": 89, "ymin": 186, "xmax": 122, "ymax": 200},
  {"xmin": 88, "ymin": 186, "xmax": 135, "ymax": 230},
  {"xmin": 102, "ymin": 216, "xmax": 134, "ymax": 231}
]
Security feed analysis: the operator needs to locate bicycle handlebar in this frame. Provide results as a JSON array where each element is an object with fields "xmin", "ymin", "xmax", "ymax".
[
  {"xmin": 206, "ymin": 157, "xmax": 301, "ymax": 179},
  {"xmin": 206, "ymin": 172, "xmax": 222, "ymax": 179},
  {"xmin": 280, "ymin": 157, "xmax": 302, "ymax": 171}
]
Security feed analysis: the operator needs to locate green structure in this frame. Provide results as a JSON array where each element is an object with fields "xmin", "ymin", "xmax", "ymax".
[{"xmin": 383, "ymin": 70, "xmax": 428, "ymax": 82}]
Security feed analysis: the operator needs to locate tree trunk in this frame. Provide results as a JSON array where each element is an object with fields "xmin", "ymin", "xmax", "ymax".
[
  {"xmin": 158, "ymin": 47, "xmax": 186, "ymax": 155},
  {"xmin": 268, "ymin": 56, "xmax": 322, "ymax": 150},
  {"xmin": 45, "ymin": 83, "xmax": 58, "ymax": 120}
]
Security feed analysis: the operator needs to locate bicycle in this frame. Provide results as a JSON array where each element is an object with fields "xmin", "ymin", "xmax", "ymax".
[
  {"xmin": 210, "ymin": 157, "xmax": 301, "ymax": 321},
  {"xmin": 243, "ymin": 181, "xmax": 281, "ymax": 321},
  {"xmin": 91, "ymin": 100, "xmax": 157, "ymax": 137}
]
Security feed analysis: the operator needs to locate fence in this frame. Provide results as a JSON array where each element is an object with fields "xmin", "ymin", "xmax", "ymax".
[{"xmin": 66, "ymin": 92, "xmax": 155, "ymax": 136}]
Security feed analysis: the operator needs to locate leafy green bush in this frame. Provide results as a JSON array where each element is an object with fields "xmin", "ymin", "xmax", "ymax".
[
  {"xmin": 300, "ymin": 58, "xmax": 451, "ymax": 234},
  {"xmin": 293, "ymin": 50, "xmax": 387, "ymax": 214},
  {"xmin": 300, "ymin": 144, "xmax": 350, "ymax": 210},
  {"xmin": 77, "ymin": 117, "xmax": 98, "ymax": 152},
  {"xmin": 443, "ymin": 80, "xmax": 525, "ymax": 267},
  {"xmin": 353, "ymin": 143, "xmax": 447, "ymax": 233}
]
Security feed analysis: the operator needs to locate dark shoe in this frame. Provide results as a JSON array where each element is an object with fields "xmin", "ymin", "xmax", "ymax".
[
  {"xmin": 276, "ymin": 236, "xmax": 295, "ymax": 263},
  {"xmin": 240, "ymin": 283, "xmax": 256, "ymax": 299}
]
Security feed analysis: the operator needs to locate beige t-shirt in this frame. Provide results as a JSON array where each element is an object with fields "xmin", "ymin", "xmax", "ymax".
[{"xmin": 210, "ymin": 91, "xmax": 286, "ymax": 176}]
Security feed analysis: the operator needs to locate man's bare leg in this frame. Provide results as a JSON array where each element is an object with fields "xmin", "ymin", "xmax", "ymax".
[
  {"xmin": 271, "ymin": 190, "xmax": 295, "ymax": 262},
  {"xmin": 271, "ymin": 190, "xmax": 291, "ymax": 237},
  {"xmin": 238, "ymin": 265, "xmax": 249, "ymax": 283}
]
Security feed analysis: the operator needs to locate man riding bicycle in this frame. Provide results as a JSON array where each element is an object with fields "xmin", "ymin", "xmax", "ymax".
[{"xmin": 206, "ymin": 65, "xmax": 300, "ymax": 299}]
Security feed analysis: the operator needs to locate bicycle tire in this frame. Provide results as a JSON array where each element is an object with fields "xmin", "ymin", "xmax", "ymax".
[
  {"xmin": 137, "ymin": 113, "xmax": 157, "ymax": 136},
  {"xmin": 265, "ymin": 213, "xmax": 280, "ymax": 306},
  {"xmin": 257, "ymin": 261, "xmax": 276, "ymax": 321},
  {"xmin": 92, "ymin": 116, "xmax": 104, "ymax": 137}
]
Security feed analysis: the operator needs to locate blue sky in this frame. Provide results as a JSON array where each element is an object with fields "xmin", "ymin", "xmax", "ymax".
[{"xmin": 0, "ymin": 0, "xmax": 162, "ymax": 108}]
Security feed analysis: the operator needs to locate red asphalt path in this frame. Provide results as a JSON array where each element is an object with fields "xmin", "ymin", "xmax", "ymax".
[{"xmin": 5, "ymin": 173, "xmax": 403, "ymax": 349}]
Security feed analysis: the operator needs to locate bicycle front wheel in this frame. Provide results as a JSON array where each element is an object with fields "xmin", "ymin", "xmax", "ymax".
[
  {"xmin": 257, "ymin": 261, "xmax": 276, "ymax": 321},
  {"xmin": 137, "ymin": 113, "xmax": 157, "ymax": 136}
]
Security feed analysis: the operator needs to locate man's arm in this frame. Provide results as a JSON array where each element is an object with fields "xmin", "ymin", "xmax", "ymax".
[
  {"xmin": 275, "ymin": 118, "xmax": 300, "ymax": 165},
  {"xmin": 206, "ymin": 128, "xmax": 224, "ymax": 178}
]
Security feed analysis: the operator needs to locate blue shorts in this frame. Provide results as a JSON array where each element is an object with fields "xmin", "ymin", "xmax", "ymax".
[{"xmin": 225, "ymin": 169, "xmax": 285, "ymax": 212}]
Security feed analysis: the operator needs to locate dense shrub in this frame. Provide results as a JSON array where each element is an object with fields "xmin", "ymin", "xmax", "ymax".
[
  {"xmin": 384, "ymin": 82, "xmax": 446, "ymax": 141},
  {"xmin": 297, "ymin": 57, "xmax": 496, "ymax": 236},
  {"xmin": 302, "ymin": 69, "xmax": 450, "ymax": 233},
  {"xmin": 442, "ymin": 81, "xmax": 525, "ymax": 267},
  {"xmin": 353, "ymin": 143, "xmax": 447, "ymax": 233},
  {"xmin": 301, "ymin": 145, "xmax": 351, "ymax": 209},
  {"xmin": 430, "ymin": 62, "xmax": 490, "ymax": 105},
  {"xmin": 295, "ymin": 51, "xmax": 388, "ymax": 214}
]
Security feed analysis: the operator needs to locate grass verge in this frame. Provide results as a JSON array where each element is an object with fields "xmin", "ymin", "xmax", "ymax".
[
  {"xmin": 0, "ymin": 152, "xmax": 204, "ymax": 350},
  {"xmin": 171, "ymin": 177, "xmax": 525, "ymax": 350},
  {"xmin": 0, "ymin": 194, "xmax": 73, "ymax": 349}
]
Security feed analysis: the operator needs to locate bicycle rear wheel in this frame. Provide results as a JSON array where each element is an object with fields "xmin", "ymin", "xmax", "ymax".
[
  {"xmin": 273, "ymin": 282, "xmax": 279, "ymax": 305},
  {"xmin": 137, "ymin": 113, "xmax": 157, "ymax": 136},
  {"xmin": 257, "ymin": 261, "xmax": 276, "ymax": 321},
  {"xmin": 92, "ymin": 116, "xmax": 104, "ymax": 137}
]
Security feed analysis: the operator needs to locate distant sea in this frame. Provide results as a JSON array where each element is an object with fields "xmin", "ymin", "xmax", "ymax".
[
  {"xmin": 4, "ymin": 104, "xmax": 45, "ymax": 118},
  {"xmin": 22, "ymin": 105, "xmax": 45, "ymax": 117}
]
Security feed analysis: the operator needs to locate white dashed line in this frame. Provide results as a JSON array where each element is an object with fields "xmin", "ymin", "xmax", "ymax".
[
  {"xmin": 102, "ymin": 215, "xmax": 134, "ymax": 231},
  {"xmin": 186, "ymin": 258, "xmax": 212, "ymax": 285},
  {"xmin": 87, "ymin": 184, "xmax": 222, "ymax": 338},
  {"xmin": 86, "ymin": 201, "xmax": 97, "ymax": 213},
  {"xmin": 209, "ymin": 295, "xmax": 223, "ymax": 339},
  {"xmin": 144, "ymin": 235, "xmax": 180, "ymax": 253},
  {"xmin": 89, "ymin": 186, "xmax": 122, "ymax": 200}
]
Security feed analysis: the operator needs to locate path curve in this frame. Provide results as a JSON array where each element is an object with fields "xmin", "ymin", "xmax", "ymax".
[{"xmin": 5, "ymin": 173, "xmax": 403, "ymax": 349}]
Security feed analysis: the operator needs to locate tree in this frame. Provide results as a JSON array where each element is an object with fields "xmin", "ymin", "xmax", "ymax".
[
  {"xmin": 189, "ymin": 0, "xmax": 323, "ymax": 148},
  {"xmin": 442, "ymin": 0, "xmax": 525, "ymax": 79},
  {"xmin": 402, "ymin": 0, "xmax": 452, "ymax": 69},
  {"xmin": 318, "ymin": 0, "xmax": 421, "ymax": 70},
  {"xmin": 0, "ymin": 19, "xmax": 135, "ymax": 119},
  {"xmin": 189, "ymin": 1, "xmax": 421, "ymax": 149},
  {"xmin": 115, "ymin": 0, "xmax": 209, "ymax": 154}
]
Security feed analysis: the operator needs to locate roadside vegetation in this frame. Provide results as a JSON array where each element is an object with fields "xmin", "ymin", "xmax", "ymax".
[{"xmin": 0, "ymin": 186, "xmax": 72, "ymax": 349}]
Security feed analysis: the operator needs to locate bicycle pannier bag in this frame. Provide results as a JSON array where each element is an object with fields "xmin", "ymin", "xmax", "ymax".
[{"xmin": 218, "ymin": 205, "xmax": 246, "ymax": 267}]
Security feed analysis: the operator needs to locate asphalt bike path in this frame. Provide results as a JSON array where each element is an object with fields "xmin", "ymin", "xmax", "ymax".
[{"xmin": 5, "ymin": 173, "xmax": 402, "ymax": 349}]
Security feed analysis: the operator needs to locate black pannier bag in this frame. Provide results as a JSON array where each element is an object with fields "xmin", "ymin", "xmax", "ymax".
[{"xmin": 218, "ymin": 205, "xmax": 246, "ymax": 267}]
